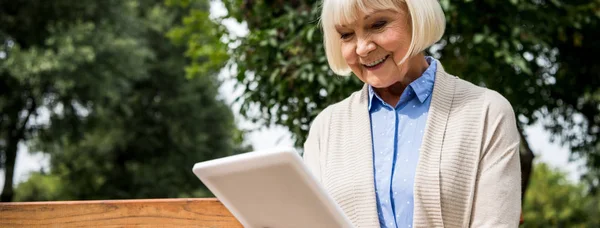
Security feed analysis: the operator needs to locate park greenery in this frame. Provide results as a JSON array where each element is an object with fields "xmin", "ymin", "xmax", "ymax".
[
  {"xmin": 1, "ymin": 0, "xmax": 599, "ymax": 225},
  {"xmin": 1, "ymin": 0, "xmax": 250, "ymax": 201}
]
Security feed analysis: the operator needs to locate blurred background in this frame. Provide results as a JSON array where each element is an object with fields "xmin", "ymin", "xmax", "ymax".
[{"xmin": 0, "ymin": 0, "xmax": 599, "ymax": 226}]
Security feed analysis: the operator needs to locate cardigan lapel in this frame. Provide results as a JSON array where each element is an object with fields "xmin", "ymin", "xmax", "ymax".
[
  {"xmin": 347, "ymin": 84, "xmax": 380, "ymax": 227},
  {"xmin": 413, "ymin": 60, "xmax": 455, "ymax": 227},
  {"xmin": 341, "ymin": 60, "xmax": 455, "ymax": 227}
]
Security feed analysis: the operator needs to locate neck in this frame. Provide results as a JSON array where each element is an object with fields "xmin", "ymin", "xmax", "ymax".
[{"xmin": 374, "ymin": 54, "xmax": 429, "ymax": 106}]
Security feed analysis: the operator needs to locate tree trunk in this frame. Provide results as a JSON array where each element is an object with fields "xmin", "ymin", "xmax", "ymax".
[
  {"xmin": 518, "ymin": 125, "xmax": 535, "ymax": 205},
  {"xmin": 1, "ymin": 96, "xmax": 33, "ymax": 202},
  {"xmin": 0, "ymin": 135, "xmax": 18, "ymax": 202}
]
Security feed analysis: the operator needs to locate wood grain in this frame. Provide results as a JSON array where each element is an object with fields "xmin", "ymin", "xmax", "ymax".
[{"xmin": 0, "ymin": 198, "xmax": 242, "ymax": 228}]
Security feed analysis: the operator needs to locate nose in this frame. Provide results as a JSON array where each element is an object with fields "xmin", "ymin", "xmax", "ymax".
[{"xmin": 356, "ymin": 37, "xmax": 376, "ymax": 57}]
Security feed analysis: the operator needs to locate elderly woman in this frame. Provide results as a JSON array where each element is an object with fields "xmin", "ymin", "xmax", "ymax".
[{"xmin": 303, "ymin": 0, "xmax": 521, "ymax": 227}]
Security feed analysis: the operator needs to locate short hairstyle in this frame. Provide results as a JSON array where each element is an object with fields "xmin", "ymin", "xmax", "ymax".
[{"xmin": 320, "ymin": 0, "xmax": 446, "ymax": 76}]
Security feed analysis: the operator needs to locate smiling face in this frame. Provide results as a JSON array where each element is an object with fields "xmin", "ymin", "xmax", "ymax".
[{"xmin": 335, "ymin": 8, "xmax": 416, "ymax": 88}]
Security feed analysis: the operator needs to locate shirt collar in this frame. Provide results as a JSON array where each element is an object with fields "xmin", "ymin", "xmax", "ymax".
[
  {"xmin": 368, "ymin": 56, "xmax": 437, "ymax": 110},
  {"xmin": 367, "ymin": 85, "xmax": 377, "ymax": 110},
  {"xmin": 410, "ymin": 56, "xmax": 436, "ymax": 103}
]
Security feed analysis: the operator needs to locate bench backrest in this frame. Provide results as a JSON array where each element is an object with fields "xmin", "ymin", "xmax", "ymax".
[{"xmin": 0, "ymin": 198, "xmax": 242, "ymax": 227}]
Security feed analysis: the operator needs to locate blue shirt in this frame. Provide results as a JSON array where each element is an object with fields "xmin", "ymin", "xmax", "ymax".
[{"xmin": 369, "ymin": 57, "xmax": 437, "ymax": 228}]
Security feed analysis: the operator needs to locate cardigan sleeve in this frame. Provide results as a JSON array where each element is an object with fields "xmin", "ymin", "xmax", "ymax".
[
  {"xmin": 470, "ymin": 90, "xmax": 522, "ymax": 228},
  {"xmin": 303, "ymin": 107, "xmax": 331, "ymax": 183}
]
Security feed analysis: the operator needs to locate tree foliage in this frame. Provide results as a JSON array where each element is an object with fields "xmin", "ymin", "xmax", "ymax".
[
  {"xmin": 0, "ymin": 0, "xmax": 150, "ymax": 201},
  {"xmin": 1, "ymin": 0, "xmax": 245, "ymax": 201},
  {"xmin": 180, "ymin": 0, "xmax": 600, "ymax": 190},
  {"xmin": 13, "ymin": 172, "xmax": 67, "ymax": 202},
  {"xmin": 522, "ymin": 163, "xmax": 600, "ymax": 227}
]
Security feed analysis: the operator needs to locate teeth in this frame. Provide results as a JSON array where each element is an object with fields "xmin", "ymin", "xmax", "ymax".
[{"xmin": 365, "ymin": 55, "xmax": 388, "ymax": 67}]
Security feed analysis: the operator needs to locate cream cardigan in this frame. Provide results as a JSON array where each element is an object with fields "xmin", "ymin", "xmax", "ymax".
[{"xmin": 303, "ymin": 60, "xmax": 521, "ymax": 228}]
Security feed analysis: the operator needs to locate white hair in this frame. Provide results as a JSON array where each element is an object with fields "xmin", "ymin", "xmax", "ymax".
[{"xmin": 320, "ymin": 0, "xmax": 446, "ymax": 76}]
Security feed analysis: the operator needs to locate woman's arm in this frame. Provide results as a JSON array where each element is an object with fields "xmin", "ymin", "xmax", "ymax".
[
  {"xmin": 303, "ymin": 119, "xmax": 322, "ymax": 183},
  {"xmin": 303, "ymin": 107, "xmax": 332, "ymax": 183},
  {"xmin": 470, "ymin": 90, "xmax": 521, "ymax": 227}
]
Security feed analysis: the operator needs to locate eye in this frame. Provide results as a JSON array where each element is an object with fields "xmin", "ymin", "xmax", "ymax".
[
  {"xmin": 340, "ymin": 32, "xmax": 354, "ymax": 40},
  {"xmin": 372, "ymin": 21, "xmax": 387, "ymax": 29}
]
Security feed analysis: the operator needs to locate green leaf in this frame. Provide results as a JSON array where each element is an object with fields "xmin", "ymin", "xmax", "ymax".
[
  {"xmin": 473, "ymin": 34, "xmax": 485, "ymax": 44},
  {"xmin": 270, "ymin": 68, "xmax": 281, "ymax": 83},
  {"xmin": 306, "ymin": 27, "xmax": 315, "ymax": 42}
]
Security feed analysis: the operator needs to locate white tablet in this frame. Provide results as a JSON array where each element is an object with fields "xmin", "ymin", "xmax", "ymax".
[{"xmin": 192, "ymin": 147, "xmax": 353, "ymax": 228}]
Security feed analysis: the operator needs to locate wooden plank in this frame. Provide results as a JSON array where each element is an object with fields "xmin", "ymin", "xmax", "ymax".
[{"xmin": 0, "ymin": 198, "xmax": 242, "ymax": 228}]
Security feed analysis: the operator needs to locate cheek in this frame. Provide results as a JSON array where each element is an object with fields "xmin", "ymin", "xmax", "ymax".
[
  {"xmin": 340, "ymin": 43, "xmax": 356, "ymax": 65},
  {"xmin": 375, "ymin": 31, "xmax": 411, "ymax": 61},
  {"xmin": 340, "ymin": 43, "xmax": 364, "ymax": 78}
]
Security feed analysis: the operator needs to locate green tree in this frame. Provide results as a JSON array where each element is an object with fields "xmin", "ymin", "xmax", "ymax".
[
  {"xmin": 522, "ymin": 163, "xmax": 600, "ymax": 227},
  {"xmin": 2, "ymin": 0, "xmax": 244, "ymax": 201},
  {"xmin": 13, "ymin": 172, "xmax": 67, "ymax": 202},
  {"xmin": 177, "ymin": 0, "xmax": 600, "ymax": 195},
  {"xmin": 0, "ymin": 0, "xmax": 151, "ymax": 202}
]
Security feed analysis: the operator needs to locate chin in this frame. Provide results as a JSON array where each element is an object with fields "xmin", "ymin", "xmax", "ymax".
[
  {"xmin": 359, "ymin": 64, "xmax": 402, "ymax": 88},
  {"xmin": 365, "ymin": 78, "xmax": 395, "ymax": 89},
  {"xmin": 363, "ymin": 72, "xmax": 401, "ymax": 89}
]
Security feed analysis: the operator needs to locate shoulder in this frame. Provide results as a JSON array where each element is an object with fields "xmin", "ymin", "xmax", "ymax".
[
  {"xmin": 444, "ymin": 73, "xmax": 518, "ymax": 136},
  {"xmin": 309, "ymin": 87, "xmax": 364, "ymax": 126},
  {"xmin": 483, "ymin": 89, "xmax": 515, "ymax": 118},
  {"xmin": 451, "ymin": 76, "xmax": 515, "ymax": 117},
  {"xmin": 481, "ymin": 88, "xmax": 519, "ymax": 142},
  {"xmin": 454, "ymin": 76, "xmax": 519, "ymax": 141},
  {"xmin": 309, "ymin": 105, "xmax": 333, "ymax": 132}
]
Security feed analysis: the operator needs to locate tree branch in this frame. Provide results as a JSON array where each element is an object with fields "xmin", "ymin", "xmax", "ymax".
[
  {"xmin": 15, "ymin": 95, "xmax": 36, "ymax": 140},
  {"xmin": 517, "ymin": 123, "xmax": 535, "ymax": 206}
]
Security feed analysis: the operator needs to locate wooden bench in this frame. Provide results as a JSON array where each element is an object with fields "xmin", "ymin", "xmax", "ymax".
[
  {"xmin": 1, "ymin": 198, "xmax": 524, "ymax": 227},
  {"xmin": 0, "ymin": 198, "xmax": 242, "ymax": 227}
]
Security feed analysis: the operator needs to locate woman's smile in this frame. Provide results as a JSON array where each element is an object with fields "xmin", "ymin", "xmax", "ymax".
[{"xmin": 363, "ymin": 54, "xmax": 390, "ymax": 71}]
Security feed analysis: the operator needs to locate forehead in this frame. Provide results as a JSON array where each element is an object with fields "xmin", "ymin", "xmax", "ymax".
[{"xmin": 324, "ymin": 0, "xmax": 404, "ymax": 26}]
